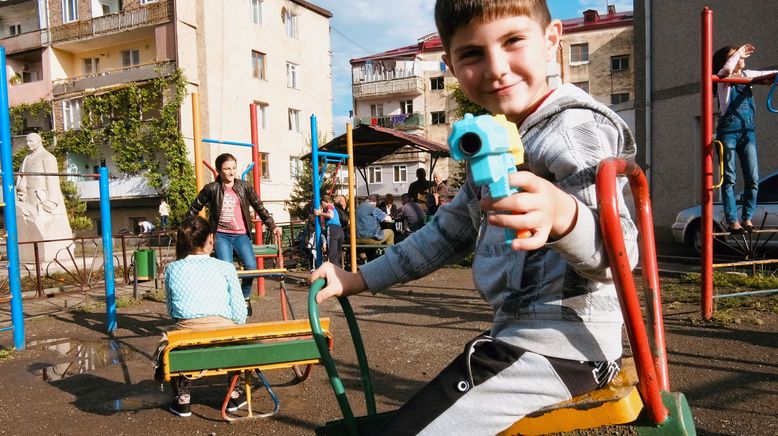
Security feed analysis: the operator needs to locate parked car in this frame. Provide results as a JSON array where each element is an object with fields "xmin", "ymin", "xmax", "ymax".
[{"xmin": 671, "ymin": 170, "xmax": 778, "ymax": 255}]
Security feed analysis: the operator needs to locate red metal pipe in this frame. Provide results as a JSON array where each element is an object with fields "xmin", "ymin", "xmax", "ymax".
[
  {"xmin": 596, "ymin": 158, "xmax": 668, "ymax": 425},
  {"xmin": 701, "ymin": 7, "xmax": 714, "ymax": 320},
  {"xmin": 202, "ymin": 160, "xmax": 217, "ymax": 179},
  {"xmin": 250, "ymin": 103, "xmax": 266, "ymax": 296}
]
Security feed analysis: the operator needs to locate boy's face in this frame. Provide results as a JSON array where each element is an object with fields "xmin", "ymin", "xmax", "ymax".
[{"xmin": 443, "ymin": 15, "xmax": 561, "ymax": 124}]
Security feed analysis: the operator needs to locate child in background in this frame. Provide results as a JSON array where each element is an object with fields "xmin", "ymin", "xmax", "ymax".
[
  {"xmin": 713, "ymin": 43, "xmax": 777, "ymax": 233},
  {"xmin": 310, "ymin": 1, "xmax": 638, "ymax": 434},
  {"xmin": 314, "ymin": 195, "xmax": 344, "ymax": 268}
]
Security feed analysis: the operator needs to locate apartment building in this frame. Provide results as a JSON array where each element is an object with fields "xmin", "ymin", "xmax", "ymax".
[
  {"xmin": 349, "ymin": 7, "xmax": 634, "ymax": 199},
  {"xmin": 1, "ymin": 0, "xmax": 333, "ymax": 230}
]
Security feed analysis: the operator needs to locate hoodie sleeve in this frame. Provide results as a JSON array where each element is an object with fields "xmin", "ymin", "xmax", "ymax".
[{"xmin": 359, "ymin": 187, "xmax": 478, "ymax": 292}]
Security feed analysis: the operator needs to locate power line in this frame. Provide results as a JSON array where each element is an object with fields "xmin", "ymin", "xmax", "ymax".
[{"xmin": 331, "ymin": 26, "xmax": 372, "ymax": 55}]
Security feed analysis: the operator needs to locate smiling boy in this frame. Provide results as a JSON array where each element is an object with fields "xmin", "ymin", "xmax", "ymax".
[{"xmin": 311, "ymin": 1, "xmax": 638, "ymax": 434}]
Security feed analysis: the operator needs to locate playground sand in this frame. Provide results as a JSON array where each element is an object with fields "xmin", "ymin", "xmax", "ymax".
[{"xmin": 0, "ymin": 267, "xmax": 776, "ymax": 436}]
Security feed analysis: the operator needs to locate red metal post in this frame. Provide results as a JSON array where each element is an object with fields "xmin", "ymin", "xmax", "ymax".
[
  {"xmin": 701, "ymin": 8, "xmax": 715, "ymax": 319},
  {"xmin": 596, "ymin": 158, "xmax": 669, "ymax": 425},
  {"xmin": 250, "ymin": 103, "xmax": 266, "ymax": 296}
]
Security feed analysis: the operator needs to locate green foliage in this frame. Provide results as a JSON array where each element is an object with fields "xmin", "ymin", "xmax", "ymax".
[
  {"xmin": 60, "ymin": 180, "xmax": 93, "ymax": 230},
  {"xmin": 55, "ymin": 69, "xmax": 195, "ymax": 224},
  {"xmin": 288, "ymin": 134, "xmax": 336, "ymax": 220},
  {"xmin": 0, "ymin": 348, "xmax": 13, "ymax": 360},
  {"xmin": 448, "ymin": 82, "xmax": 489, "ymax": 119}
]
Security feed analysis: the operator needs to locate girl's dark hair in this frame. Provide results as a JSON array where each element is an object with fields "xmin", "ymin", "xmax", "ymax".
[
  {"xmin": 175, "ymin": 215, "xmax": 212, "ymax": 259},
  {"xmin": 712, "ymin": 45, "xmax": 736, "ymax": 96},
  {"xmin": 435, "ymin": 0, "xmax": 551, "ymax": 52},
  {"xmin": 214, "ymin": 153, "xmax": 237, "ymax": 181}
]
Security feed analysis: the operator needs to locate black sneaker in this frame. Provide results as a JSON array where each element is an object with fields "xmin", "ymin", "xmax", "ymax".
[
  {"xmin": 169, "ymin": 395, "xmax": 191, "ymax": 417},
  {"xmin": 245, "ymin": 299, "xmax": 253, "ymax": 318},
  {"xmin": 227, "ymin": 389, "xmax": 247, "ymax": 412}
]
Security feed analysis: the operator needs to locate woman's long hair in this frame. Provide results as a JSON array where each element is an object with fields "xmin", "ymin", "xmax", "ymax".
[{"xmin": 175, "ymin": 215, "xmax": 212, "ymax": 259}]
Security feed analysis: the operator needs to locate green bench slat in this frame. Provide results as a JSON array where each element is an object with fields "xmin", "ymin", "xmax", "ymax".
[
  {"xmin": 168, "ymin": 339, "xmax": 320, "ymax": 372},
  {"xmin": 252, "ymin": 244, "xmax": 279, "ymax": 256}
]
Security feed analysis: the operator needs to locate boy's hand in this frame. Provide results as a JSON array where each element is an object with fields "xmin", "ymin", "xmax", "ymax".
[
  {"xmin": 480, "ymin": 172, "xmax": 578, "ymax": 251},
  {"xmin": 309, "ymin": 262, "xmax": 367, "ymax": 303},
  {"xmin": 738, "ymin": 44, "xmax": 754, "ymax": 58}
]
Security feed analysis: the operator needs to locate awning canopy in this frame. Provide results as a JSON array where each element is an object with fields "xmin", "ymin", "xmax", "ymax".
[{"xmin": 307, "ymin": 124, "xmax": 449, "ymax": 168}]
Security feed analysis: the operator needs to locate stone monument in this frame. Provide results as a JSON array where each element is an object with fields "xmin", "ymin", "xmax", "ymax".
[{"xmin": 15, "ymin": 133, "xmax": 73, "ymax": 263}]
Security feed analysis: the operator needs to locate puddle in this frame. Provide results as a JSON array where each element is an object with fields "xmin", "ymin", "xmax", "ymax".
[{"xmin": 27, "ymin": 338, "xmax": 134, "ymax": 381}]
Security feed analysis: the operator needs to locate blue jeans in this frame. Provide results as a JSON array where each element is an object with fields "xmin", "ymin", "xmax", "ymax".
[
  {"xmin": 214, "ymin": 232, "xmax": 257, "ymax": 299},
  {"xmin": 718, "ymin": 128, "xmax": 758, "ymax": 223}
]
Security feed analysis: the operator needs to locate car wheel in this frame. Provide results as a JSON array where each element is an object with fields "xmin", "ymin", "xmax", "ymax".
[{"xmin": 684, "ymin": 220, "xmax": 703, "ymax": 256}]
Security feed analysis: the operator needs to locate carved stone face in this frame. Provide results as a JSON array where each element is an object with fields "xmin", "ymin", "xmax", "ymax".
[{"xmin": 26, "ymin": 133, "xmax": 43, "ymax": 152}]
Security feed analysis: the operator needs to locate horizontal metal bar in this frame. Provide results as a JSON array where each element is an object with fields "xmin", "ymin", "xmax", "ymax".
[
  {"xmin": 14, "ymin": 172, "xmax": 100, "ymax": 178},
  {"xmin": 712, "ymin": 258, "xmax": 778, "ymax": 268},
  {"xmin": 202, "ymin": 138, "xmax": 254, "ymax": 148},
  {"xmin": 0, "ymin": 326, "xmax": 13, "ymax": 332},
  {"xmin": 317, "ymin": 151, "xmax": 350, "ymax": 159},
  {"xmin": 714, "ymin": 289, "xmax": 778, "ymax": 299}
]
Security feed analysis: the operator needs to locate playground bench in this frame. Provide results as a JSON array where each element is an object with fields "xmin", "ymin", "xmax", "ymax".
[{"xmin": 161, "ymin": 318, "xmax": 332, "ymax": 422}]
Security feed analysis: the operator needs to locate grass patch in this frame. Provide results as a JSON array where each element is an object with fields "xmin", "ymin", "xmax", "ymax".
[
  {"xmin": 0, "ymin": 348, "xmax": 14, "ymax": 359},
  {"xmin": 75, "ymin": 295, "xmax": 141, "ymax": 313}
]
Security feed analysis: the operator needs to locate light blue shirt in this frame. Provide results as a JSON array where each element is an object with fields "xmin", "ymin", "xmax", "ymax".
[
  {"xmin": 356, "ymin": 203, "xmax": 386, "ymax": 239},
  {"xmin": 165, "ymin": 255, "xmax": 247, "ymax": 325}
]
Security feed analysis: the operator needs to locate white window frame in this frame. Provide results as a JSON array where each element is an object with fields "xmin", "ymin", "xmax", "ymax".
[
  {"xmin": 286, "ymin": 62, "xmax": 299, "ymax": 89},
  {"xmin": 63, "ymin": 99, "xmax": 82, "ymax": 131},
  {"xmin": 570, "ymin": 43, "xmax": 589, "ymax": 65},
  {"xmin": 290, "ymin": 156, "xmax": 303, "ymax": 180},
  {"xmin": 430, "ymin": 76, "xmax": 444, "ymax": 90},
  {"xmin": 62, "ymin": 0, "xmax": 78, "ymax": 23},
  {"xmin": 83, "ymin": 58, "xmax": 100, "ymax": 75},
  {"xmin": 284, "ymin": 9, "xmax": 298, "ymax": 38},
  {"xmin": 572, "ymin": 81, "xmax": 589, "ymax": 94},
  {"xmin": 255, "ymin": 102, "xmax": 268, "ymax": 129},
  {"xmin": 121, "ymin": 49, "xmax": 140, "ymax": 67},
  {"xmin": 611, "ymin": 55, "xmax": 629, "ymax": 72},
  {"xmin": 610, "ymin": 93, "xmax": 630, "ymax": 105},
  {"xmin": 431, "ymin": 111, "xmax": 446, "ymax": 125},
  {"xmin": 258, "ymin": 152, "xmax": 270, "ymax": 179},
  {"xmin": 9, "ymin": 24, "xmax": 22, "ymax": 36},
  {"xmin": 288, "ymin": 108, "xmax": 301, "ymax": 133},
  {"xmin": 393, "ymin": 165, "xmax": 407, "ymax": 183},
  {"xmin": 370, "ymin": 104, "xmax": 383, "ymax": 117},
  {"xmin": 400, "ymin": 100, "xmax": 413, "ymax": 115},
  {"xmin": 250, "ymin": 0, "xmax": 262, "ymax": 25},
  {"xmin": 368, "ymin": 166, "xmax": 382, "ymax": 184},
  {"xmin": 252, "ymin": 50, "xmax": 266, "ymax": 80},
  {"xmin": 140, "ymin": 0, "xmax": 158, "ymax": 4}
]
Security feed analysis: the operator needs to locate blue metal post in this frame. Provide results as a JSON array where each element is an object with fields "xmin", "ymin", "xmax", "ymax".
[
  {"xmin": 241, "ymin": 162, "xmax": 255, "ymax": 181},
  {"xmin": 99, "ymin": 167, "xmax": 116, "ymax": 333},
  {"xmin": 311, "ymin": 114, "xmax": 322, "ymax": 267},
  {"xmin": 0, "ymin": 47, "xmax": 25, "ymax": 349}
]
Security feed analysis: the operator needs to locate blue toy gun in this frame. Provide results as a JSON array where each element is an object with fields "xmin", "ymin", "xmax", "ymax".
[{"xmin": 449, "ymin": 113, "xmax": 531, "ymax": 245}]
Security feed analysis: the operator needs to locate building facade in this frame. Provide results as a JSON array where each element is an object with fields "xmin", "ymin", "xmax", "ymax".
[
  {"xmin": 633, "ymin": 0, "xmax": 778, "ymax": 236},
  {"xmin": 1, "ymin": 0, "xmax": 333, "ymax": 231}
]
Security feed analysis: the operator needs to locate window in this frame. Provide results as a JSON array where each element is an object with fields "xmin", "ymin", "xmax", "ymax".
[
  {"xmin": 431, "ymin": 111, "xmax": 446, "ymax": 125},
  {"xmin": 430, "ymin": 76, "xmax": 444, "ymax": 90},
  {"xmin": 610, "ymin": 93, "xmax": 630, "ymax": 105},
  {"xmin": 283, "ymin": 8, "xmax": 298, "ymax": 38},
  {"xmin": 22, "ymin": 71, "xmax": 39, "ymax": 83},
  {"xmin": 570, "ymin": 43, "xmax": 589, "ymax": 63},
  {"xmin": 83, "ymin": 58, "xmax": 100, "ymax": 75},
  {"xmin": 62, "ymin": 0, "xmax": 78, "ymax": 23},
  {"xmin": 255, "ymin": 102, "xmax": 268, "ymax": 129},
  {"xmin": 572, "ymin": 81, "xmax": 589, "ymax": 93},
  {"xmin": 290, "ymin": 156, "xmax": 303, "ymax": 180},
  {"xmin": 288, "ymin": 108, "xmax": 301, "ymax": 132},
  {"xmin": 393, "ymin": 165, "xmax": 407, "ymax": 183},
  {"xmin": 286, "ymin": 62, "xmax": 299, "ymax": 89},
  {"xmin": 400, "ymin": 100, "xmax": 413, "ymax": 115},
  {"xmin": 370, "ymin": 104, "xmax": 383, "ymax": 117},
  {"xmin": 258, "ymin": 152, "xmax": 270, "ymax": 179},
  {"xmin": 251, "ymin": 50, "xmax": 266, "ymax": 79},
  {"xmin": 250, "ymin": 0, "xmax": 262, "ymax": 24},
  {"xmin": 140, "ymin": 0, "xmax": 158, "ymax": 4},
  {"xmin": 9, "ymin": 24, "xmax": 21, "ymax": 36},
  {"xmin": 63, "ymin": 99, "xmax": 82, "ymax": 131},
  {"xmin": 611, "ymin": 55, "xmax": 629, "ymax": 72},
  {"xmin": 368, "ymin": 166, "xmax": 382, "ymax": 184},
  {"xmin": 121, "ymin": 49, "xmax": 140, "ymax": 67}
]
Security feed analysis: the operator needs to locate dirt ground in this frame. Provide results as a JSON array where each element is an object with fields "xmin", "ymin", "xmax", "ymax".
[{"xmin": 0, "ymin": 267, "xmax": 776, "ymax": 436}]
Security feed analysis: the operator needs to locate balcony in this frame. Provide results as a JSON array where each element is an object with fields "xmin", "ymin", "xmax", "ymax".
[
  {"xmin": 50, "ymin": 0, "xmax": 173, "ymax": 44},
  {"xmin": 352, "ymin": 76, "xmax": 424, "ymax": 99},
  {"xmin": 355, "ymin": 112, "xmax": 423, "ymax": 131},
  {"xmin": 53, "ymin": 60, "xmax": 175, "ymax": 96},
  {"xmin": 75, "ymin": 175, "xmax": 157, "ymax": 201},
  {"xmin": 0, "ymin": 29, "xmax": 48, "ymax": 55}
]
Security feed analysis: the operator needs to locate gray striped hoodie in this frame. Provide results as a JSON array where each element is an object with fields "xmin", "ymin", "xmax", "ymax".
[{"xmin": 360, "ymin": 84, "xmax": 638, "ymax": 362}]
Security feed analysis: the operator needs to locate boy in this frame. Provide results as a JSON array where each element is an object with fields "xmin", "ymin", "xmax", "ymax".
[
  {"xmin": 314, "ymin": 195, "xmax": 344, "ymax": 268},
  {"xmin": 310, "ymin": 1, "xmax": 638, "ymax": 434}
]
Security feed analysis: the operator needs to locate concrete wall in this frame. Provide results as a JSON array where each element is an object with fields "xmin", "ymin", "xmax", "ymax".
[{"xmin": 634, "ymin": 0, "xmax": 778, "ymax": 237}]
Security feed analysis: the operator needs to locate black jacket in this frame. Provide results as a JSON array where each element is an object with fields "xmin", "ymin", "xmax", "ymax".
[{"xmin": 187, "ymin": 178, "xmax": 276, "ymax": 237}]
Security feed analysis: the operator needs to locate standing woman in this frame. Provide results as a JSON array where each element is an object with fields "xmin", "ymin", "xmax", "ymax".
[
  {"xmin": 714, "ymin": 44, "xmax": 777, "ymax": 233},
  {"xmin": 164, "ymin": 215, "xmax": 248, "ymax": 416},
  {"xmin": 188, "ymin": 153, "xmax": 282, "ymax": 315}
]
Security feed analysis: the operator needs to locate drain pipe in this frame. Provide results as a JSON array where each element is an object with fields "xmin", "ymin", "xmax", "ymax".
[{"xmin": 644, "ymin": 0, "xmax": 653, "ymax": 189}]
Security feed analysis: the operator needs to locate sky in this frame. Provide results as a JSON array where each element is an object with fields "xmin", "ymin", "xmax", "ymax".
[{"xmin": 312, "ymin": 0, "xmax": 634, "ymax": 136}]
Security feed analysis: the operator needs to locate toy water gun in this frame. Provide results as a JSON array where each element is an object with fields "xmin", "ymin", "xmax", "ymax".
[{"xmin": 449, "ymin": 113, "xmax": 532, "ymax": 245}]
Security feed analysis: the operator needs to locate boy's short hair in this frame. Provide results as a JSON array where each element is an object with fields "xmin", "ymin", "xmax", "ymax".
[{"xmin": 435, "ymin": 0, "xmax": 551, "ymax": 52}]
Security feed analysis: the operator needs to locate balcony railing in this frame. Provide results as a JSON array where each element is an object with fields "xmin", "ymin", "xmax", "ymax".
[
  {"xmin": 50, "ymin": 0, "xmax": 172, "ymax": 44},
  {"xmin": 52, "ymin": 60, "xmax": 175, "ymax": 96},
  {"xmin": 0, "ymin": 29, "xmax": 48, "ymax": 55},
  {"xmin": 75, "ymin": 174, "xmax": 157, "ymax": 201},
  {"xmin": 355, "ymin": 112, "xmax": 423, "ymax": 130},
  {"xmin": 352, "ymin": 76, "xmax": 424, "ymax": 99}
]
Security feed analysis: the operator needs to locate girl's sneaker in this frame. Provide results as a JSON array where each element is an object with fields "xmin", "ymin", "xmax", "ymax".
[
  {"xmin": 169, "ymin": 394, "xmax": 191, "ymax": 417},
  {"xmin": 227, "ymin": 389, "xmax": 247, "ymax": 412}
]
